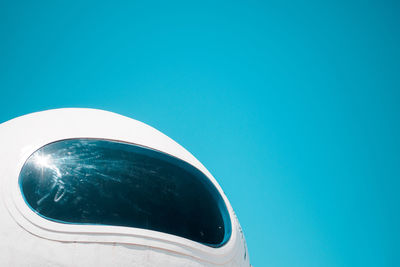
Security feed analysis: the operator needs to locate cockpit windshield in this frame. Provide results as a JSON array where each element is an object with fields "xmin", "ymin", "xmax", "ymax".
[{"xmin": 19, "ymin": 139, "xmax": 231, "ymax": 247}]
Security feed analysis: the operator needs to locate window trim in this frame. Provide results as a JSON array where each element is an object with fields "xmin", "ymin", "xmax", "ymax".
[{"xmin": 3, "ymin": 137, "xmax": 241, "ymax": 265}]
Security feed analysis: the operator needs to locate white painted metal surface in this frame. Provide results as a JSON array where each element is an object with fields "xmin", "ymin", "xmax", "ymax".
[{"xmin": 0, "ymin": 108, "xmax": 250, "ymax": 267}]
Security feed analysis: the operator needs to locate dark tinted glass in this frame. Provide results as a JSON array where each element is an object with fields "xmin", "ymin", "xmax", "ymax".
[{"xmin": 19, "ymin": 139, "xmax": 231, "ymax": 247}]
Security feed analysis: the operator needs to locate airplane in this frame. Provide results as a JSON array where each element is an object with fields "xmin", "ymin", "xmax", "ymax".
[{"xmin": 0, "ymin": 108, "xmax": 250, "ymax": 266}]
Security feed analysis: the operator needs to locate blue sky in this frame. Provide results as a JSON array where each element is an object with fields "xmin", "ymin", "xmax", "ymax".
[{"xmin": 1, "ymin": 1, "xmax": 399, "ymax": 266}]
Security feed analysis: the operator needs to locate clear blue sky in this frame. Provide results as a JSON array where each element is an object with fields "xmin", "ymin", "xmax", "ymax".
[{"xmin": 1, "ymin": 1, "xmax": 399, "ymax": 266}]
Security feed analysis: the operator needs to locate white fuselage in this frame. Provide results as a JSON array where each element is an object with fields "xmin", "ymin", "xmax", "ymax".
[{"xmin": 0, "ymin": 108, "xmax": 250, "ymax": 267}]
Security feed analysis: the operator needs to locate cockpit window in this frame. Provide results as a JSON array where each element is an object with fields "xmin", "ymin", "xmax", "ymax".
[{"xmin": 19, "ymin": 139, "xmax": 231, "ymax": 247}]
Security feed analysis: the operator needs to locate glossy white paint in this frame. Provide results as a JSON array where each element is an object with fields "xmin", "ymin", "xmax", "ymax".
[{"xmin": 0, "ymin": 108, "xmax": 250, "ymax": 267}]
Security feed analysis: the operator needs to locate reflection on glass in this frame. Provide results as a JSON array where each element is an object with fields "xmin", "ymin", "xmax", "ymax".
[{"xmin": 19, "ymin": 139, "xmax": 231, "ymax": 247}]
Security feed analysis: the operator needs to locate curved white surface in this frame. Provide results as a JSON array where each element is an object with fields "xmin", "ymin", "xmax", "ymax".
[{"xmin": 0, "ymin": 108, "xmax": 250, "ymax": 267}]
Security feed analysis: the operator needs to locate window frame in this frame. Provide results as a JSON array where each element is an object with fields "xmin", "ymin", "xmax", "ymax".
[{"xmin": 4, "ymin": 140, "xmax": 241, "ymax": 266}]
